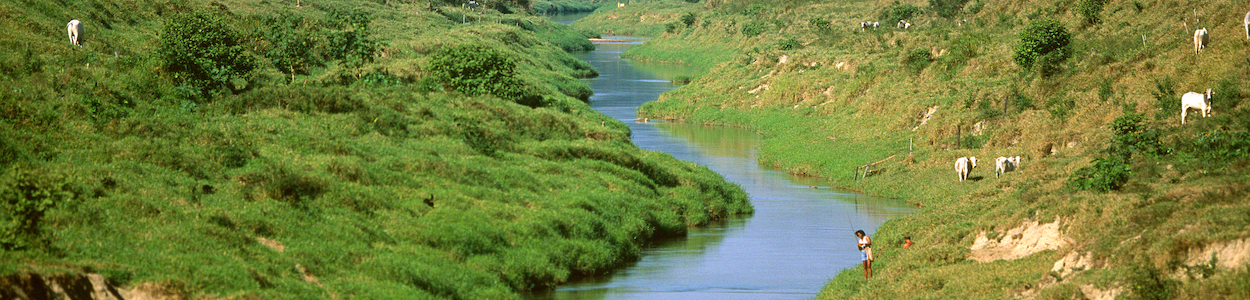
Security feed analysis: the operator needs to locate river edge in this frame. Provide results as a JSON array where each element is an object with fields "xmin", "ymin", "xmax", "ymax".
[{"xmin": 526, "ymin": 34, "xmax": 914, "ymax": 299}]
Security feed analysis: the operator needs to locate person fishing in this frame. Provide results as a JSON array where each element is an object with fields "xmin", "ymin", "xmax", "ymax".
[{"xmin": 855, "ymin": 230, "xmax": 873, "ymax": 279}]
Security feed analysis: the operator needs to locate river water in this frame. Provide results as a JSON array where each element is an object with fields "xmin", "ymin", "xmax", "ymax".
[{"xmin": 527, "ymin": 33, "xmax": 914, "ymax": 299}]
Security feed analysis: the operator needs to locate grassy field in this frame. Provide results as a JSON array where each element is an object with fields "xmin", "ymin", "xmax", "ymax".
[
  {"xmin": 576, "ymin": 0, "xmax": 1250, "ymax": 298},
  {"xmin": 0, "ymin": 0, "xmax": 754, "ymax": 298}
]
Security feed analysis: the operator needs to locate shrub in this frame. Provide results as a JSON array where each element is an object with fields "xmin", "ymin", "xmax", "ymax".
[
  {"xmin": 260, "ymin": 13, "xmax": 325, "ymax": 81},
  {"xmin": 0, "ymin": 167, "xmax": 78, "ymax": 250},
  {"xmin": 1184, "ymin": 131, "xmax": 1250, "ymax": 162},
  {"xmin": 327, "ymin": 8, "xmax": 378, "ymax": 71},
  {"xmin": 1068, "ymin": 113, "xmax": 1163, "ymax": 191},
  {"xmin": 1068, "ymin": 156, "xmax": 1131, "ymax": 192},
  {"xmin": 1014, "ymin": 19, "xmax": 1071, "ymax": 70},
  {"xmin": 430, "ymin": 45, "xmax": 542, "ymax": 107},
  {"xmin": 159, "ymin": 10, "xmax": 255, "ymax": 94},
  {"xmin": 904, "ymin": 48, "xmax": 933, "ymax": 73},
  {"xmin": 672, "ymin": 75, "xmax": 692, "ymax": 84},
  {"xmin": 879, "ymin": 2, "xmax": 924, "ymax": 26},
  {"xmin": 1077, "ymin": 0, "xmax": 1109, "ymax": 25},
  {"xmin": 665, "ymin": 22, "xmax": 678, "ymax": 34},
  {"xmin": 929, "ymin": 0, "xmax": 970, "ymax": 19},
  {"xmin": 777, "ymin": 38, "xmax": 803, "ymax": 51},
  {"xmin": 1150, "ymin": 77, "xmax": 1179, "ymax": 120},
  {"xmin": 809, "ymin": 18, "xmax": 831, "ymax": 31},
  {"xmin": 741, "ymin": 21, "xmax": 767, "ymax": 37},
  {"xmin": 681, "ymin": 13, "xmax": 696, "ymax": 27},
  {"xmin": 1125, "ymin": 264, "xmax": 1176, "ymax": 300}
]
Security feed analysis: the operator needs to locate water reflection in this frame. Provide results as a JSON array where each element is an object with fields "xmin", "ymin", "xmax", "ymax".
[{"xmin": 527, "ymin": 36, "xmax": 914, "ymax": 300}]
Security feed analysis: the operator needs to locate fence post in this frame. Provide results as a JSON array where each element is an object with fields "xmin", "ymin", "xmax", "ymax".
[{"xmin": 956, "ymin": 124, "xmax": 962, "ymax": 150}]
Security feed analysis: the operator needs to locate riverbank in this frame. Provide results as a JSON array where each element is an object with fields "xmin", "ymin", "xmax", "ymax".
[
  {"xmin": 530, "ymin": 38, "xmax": 912, "ymax": 299},
  {"xmin": 576, "ymin": 0, "xmax": 1250, "ymax": 298},
  {"xmin": 0, "ymin": 1, "xmax": 751, "ymax": 298}
]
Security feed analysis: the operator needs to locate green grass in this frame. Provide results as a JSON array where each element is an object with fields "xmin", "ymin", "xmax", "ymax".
[
  {"xmin": 583, "ymin": 0, "xmax": 1250, "ymax": 298},
  {"xmin": 0, "ymin": 0, "xmax": 752, "ymax": 298}
]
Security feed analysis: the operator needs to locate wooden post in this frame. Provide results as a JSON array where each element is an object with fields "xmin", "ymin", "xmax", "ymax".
[
  {"xmin": 909, "ymin": 137, "xmax": 913, "ymax": 154},
  {"xmin": 1003, "ymin": 94, "xmax": 1009, "ymax": 116},
  {"xmin": 956, "ymin": 124, "xmax": 962, "ymax": 149},
  {"xmin": 853, "ymin": 167, "xmax": 859, "ymax": 180}
]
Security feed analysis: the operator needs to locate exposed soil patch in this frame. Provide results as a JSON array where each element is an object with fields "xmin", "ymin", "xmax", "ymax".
[
  {"xmin": 969, "ymin": 220, "xmax": 1070, "ymax": 262},
  {"xmin": 1184, "ymin": 237, "xmax": 1250, "ymax": 270}
]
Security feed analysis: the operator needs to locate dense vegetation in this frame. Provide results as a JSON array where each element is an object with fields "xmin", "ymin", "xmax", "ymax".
[
  {"xmin": 573, "ymin": 0, "xmax": 1250, "ymax": 298},
  {"xmin": 0, "ymin": 0, "xmax": 752, "ymax": 298}
]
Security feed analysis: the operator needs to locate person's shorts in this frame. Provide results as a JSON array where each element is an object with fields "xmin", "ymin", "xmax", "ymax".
[{"xmin": 861, "ymin": 248, "xmax": 874, "ymax": 261}]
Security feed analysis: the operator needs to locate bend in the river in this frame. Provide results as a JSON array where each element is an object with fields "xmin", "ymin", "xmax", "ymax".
[{"xmin": 525, "ymin": 31, "xmax": 914, "ymax": 299}]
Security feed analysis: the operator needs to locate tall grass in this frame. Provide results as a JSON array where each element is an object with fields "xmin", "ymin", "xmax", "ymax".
[{"xmin": 0, "ymin": 0, "xmax": 752, "ymax": 298}]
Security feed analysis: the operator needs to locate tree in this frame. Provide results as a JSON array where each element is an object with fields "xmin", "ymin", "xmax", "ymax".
[{"xmin": 1013, "ymin": 19, "xmax": 1071, "ymax": 71}]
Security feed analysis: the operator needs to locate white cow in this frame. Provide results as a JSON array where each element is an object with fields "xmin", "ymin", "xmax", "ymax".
[
  {"xmin": 67, "ymin": 19, "xmax": 81, "ymax": 46},
  {"xmin": 995, "ymin": 156, "xmax": 1021, "ymax": 178},
  {"xmin": 1244, "ymin": 11, "xmax": 1249, "ymax": 39},
  {"xmin": 1180, "ymin": 88, "xmax": 1213, "ymax": 124},
  {"xmin": 1194, "ymin": 28, "xmax": 1209, "ymax": 54},
  {"xmin": 955, "ymin": 156, "xmax": 978, "ymax": 181},
  {"xmin": 897, "ymin": 20, "xmax": 912, "ymax": 29}
]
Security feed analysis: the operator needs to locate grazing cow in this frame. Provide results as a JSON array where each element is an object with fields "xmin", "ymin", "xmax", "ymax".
[
  {"xmin": 67, "ymin": 19, "xmax": 81, "ymax": 46},
  {"xmin": 1194, "ymin": 28, "xmax": 1209, "ymax": 54},
  {"xmin": 897, "ymin": 20, "xmax": 912, "ymax": 29},
  {"xmin": 995, "ymin": 156, "xmax": 1021, "ymax": 178},
  {"xmin": 955, "ymin": 156, "xmax": 978, "ymax": 181},
  {"xmin": 1180, "ymin": 88, "xmax": 1213, "ymax": 124}
]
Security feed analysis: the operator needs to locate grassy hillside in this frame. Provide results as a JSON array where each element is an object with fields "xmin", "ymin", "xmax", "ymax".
[
  {"xmin": 576, "ymin": 0, "xmax": 1250, "ymax": 298},
  {"xmin": 0, "ymin": 0, "xmax": 753, "ymax": 298}
]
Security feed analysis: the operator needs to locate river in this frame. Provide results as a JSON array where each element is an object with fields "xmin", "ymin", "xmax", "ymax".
[{"xmin": 527, "ymin": 32, "xmax": 914, "ymax": 299}]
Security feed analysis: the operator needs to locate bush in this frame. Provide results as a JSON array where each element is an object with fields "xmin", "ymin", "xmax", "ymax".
[
  {"xmin": 1150, "ymin": 77, "xmax": 1179, "ymax": 120},
  {"xmin": 430, "ymin": 45, "xmax": 542, "ymax": 107},
  {"xmin": 159, "ymin": 10, "xmax": 255, "ymax": 94},
  {"xmin": 0, "ymin": 167, "xmax": 78, "ymax": 250},
  {"xmin": 1077, "ymin": 0, "xmax": 1109, "ymax": 25},
  {"xmin": 1014, "ymin": 19, "xmax": 1071, "ymax": 70},
  {"xmin": 809, "ymin": 18, "xmax": 831, "ymax": 31},
  {"xmin": 904, "ymin": 48, "xmax": 933, "ymax": 73},
  {"xmin": 741, "ymin": 21, "xmax": 767, "ymax": 37},
  {"xmin": 879, "ymin": 2, "xmax": 924, "ymax": 26},
  {"xmin": 681, "ymin": 13, "xmax": 696, "ymax": 27},
  {"xmin": 327, "ymin": 9, "xmax": 378, "ymax": 71},
  {"xmin": 1125, "ymin": 264, "xmax": 1176, "ymax": 300},
  {"xmin": 1068, "ymin": 156, "xmax": 1131, "ymax": 192},
  {"xmin": 930, "ymin": 0, "xmax": 970, "ymax": 19},
  {"xmin": 260, "ymin": 13, "xmax": 325, "ymax": 80},
  {"xmin": 665, "ymin": 22, "xmax": 679, "ymax": 33},
  {"xmin": 1068, "ymin": 113, "xmax": 1163, "ymax": 191},
  {"xmin": 777, "ymin": 38, "xmax": 803, "ymax": 51}
]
